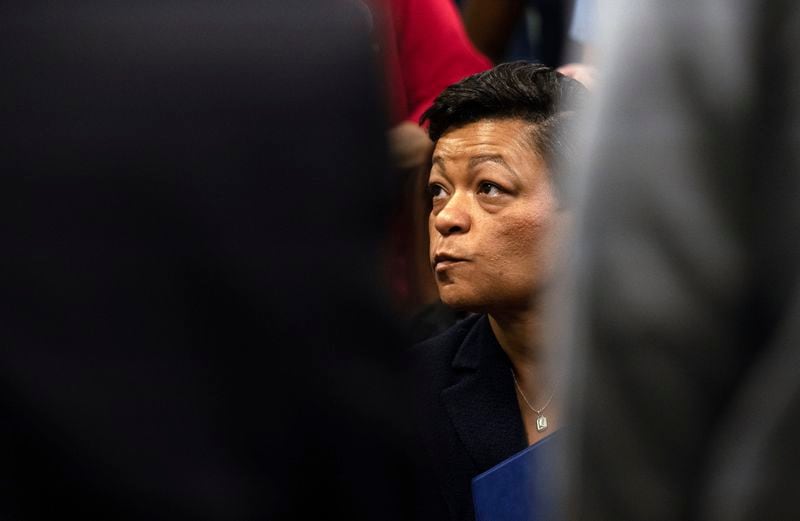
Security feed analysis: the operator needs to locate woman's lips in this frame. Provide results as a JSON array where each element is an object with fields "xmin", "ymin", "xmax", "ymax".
[{"xmin": 433, "ymin": 253, "xmax": 468, "ymax": 272}]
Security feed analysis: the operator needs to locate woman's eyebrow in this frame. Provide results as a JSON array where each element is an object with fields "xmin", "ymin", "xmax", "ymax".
[
  {"xmin": 431, "ymin": 155, "xmax": 447, "ymax": 170},
  {"xmin": 429, "ymin": 157, "xmax": 453, "ymax": 185},
  {"xmin": 468, "ymin": 154, "xmax": 520, "ymax": 181}
]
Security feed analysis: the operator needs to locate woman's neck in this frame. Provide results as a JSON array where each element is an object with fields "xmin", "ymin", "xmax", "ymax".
[
  {"xmin": 488, "ymin": 308, "xmax": 543, "ymax": 375},
  {"xmin": 488, "ymin": 305, "xmax": 555, "ymax": 403},
  {"xmin": 488, "ymin": 305, "xmax": 559, "ymax": 444}
]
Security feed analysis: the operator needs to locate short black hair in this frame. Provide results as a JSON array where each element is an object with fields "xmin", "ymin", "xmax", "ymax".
[{"xmin": 421, "ymin": 61, "xmax": 587, "ymax": 177}]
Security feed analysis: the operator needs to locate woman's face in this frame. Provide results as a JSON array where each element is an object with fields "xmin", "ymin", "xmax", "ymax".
[{"xmin": 428, "ymin": 118, "xmax": 561, "ymax": 313}]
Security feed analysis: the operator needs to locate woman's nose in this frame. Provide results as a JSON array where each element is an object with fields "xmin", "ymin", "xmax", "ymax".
[{"xmin": 433, "ymin": 195, "xmax": 471, "ymax": 236}]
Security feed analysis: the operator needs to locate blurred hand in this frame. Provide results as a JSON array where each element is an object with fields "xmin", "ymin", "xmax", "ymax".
[
  {"xmin": 557, "ymin": 63, "xmax": 597, "ymax": 90},
  {"xmin": 388, "ymin": 121, "xmax": 434, "ymax": 171}
]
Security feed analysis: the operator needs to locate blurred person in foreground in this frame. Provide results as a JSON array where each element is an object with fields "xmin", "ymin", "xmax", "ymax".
[
  {"xmin": 560, "ymin": 0, "xmax": 800, "ymax": 520},
  {"xmin": 410, "ymin": 62, "xmax": 587, "ymax": 521},
  {"xmin": 0, "ymin": 1, "xmax": 413, "ymax": 519}
]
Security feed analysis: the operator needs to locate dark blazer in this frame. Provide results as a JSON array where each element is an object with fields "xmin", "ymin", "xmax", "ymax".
[{"xmin": 411, "ymin": 314, "xmax": 528, "ymax": 521}]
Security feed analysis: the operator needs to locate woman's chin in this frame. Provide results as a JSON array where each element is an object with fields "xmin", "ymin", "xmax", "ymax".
[{"xmin": 439, "ymin": 290, "xmax": 484, "ymax": 313}]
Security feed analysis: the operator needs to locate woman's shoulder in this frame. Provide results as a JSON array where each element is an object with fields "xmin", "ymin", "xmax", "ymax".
[
  {"xmin": 413, "ymin": 313, "xmax": 482, "ymax": 348},
  {"xmin": 409, "ymin": 313, "xmax": 485, "ymax": 374}
]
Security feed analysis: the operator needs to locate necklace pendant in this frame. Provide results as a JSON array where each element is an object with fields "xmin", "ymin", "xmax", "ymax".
[{"xmin": 536, "ymin": 415, "xmax": 548, "ymax": 432}]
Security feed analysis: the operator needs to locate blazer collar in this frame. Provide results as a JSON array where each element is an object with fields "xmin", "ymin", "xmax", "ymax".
[{"xmin": 442, "ymin": 315, "xmax": 527, "ymax": 472}]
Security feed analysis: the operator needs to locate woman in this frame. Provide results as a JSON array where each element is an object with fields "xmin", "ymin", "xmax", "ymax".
[{"xmin": 411, "ymin": 62, "xmax": 586, "ymax": 521}]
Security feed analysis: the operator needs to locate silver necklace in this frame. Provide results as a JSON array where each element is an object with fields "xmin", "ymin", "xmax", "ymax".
[{"xmin": 510, "ymin": 368, "xmax": 554, "ymax": 433}]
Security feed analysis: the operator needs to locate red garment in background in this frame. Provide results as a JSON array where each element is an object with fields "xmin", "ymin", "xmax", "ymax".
[{"xmin": 376, "ymin": 0, "xmax": 492, "ymax": 125}]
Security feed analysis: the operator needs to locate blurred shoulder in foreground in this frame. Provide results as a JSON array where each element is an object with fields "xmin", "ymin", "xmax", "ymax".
[{"xmin": 0, "ymin": 2, "xmax": 415, "ymax": 519}]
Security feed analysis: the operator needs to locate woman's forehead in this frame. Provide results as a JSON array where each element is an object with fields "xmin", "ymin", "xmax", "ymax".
[{"xmin": 431, "ymin": 119, "xmax": 542, "ymax": 171}]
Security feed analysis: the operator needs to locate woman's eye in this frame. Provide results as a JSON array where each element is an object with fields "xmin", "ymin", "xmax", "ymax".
[
  {"xmin": 478, "ymin": 182, "xmax": 502, "ymax": 196},
  {"xmin": 429, "ymin": 184, "xmax": 447, "ymax": 200}
]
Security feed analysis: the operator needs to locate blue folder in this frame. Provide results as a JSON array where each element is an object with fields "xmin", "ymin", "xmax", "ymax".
[{"xmin": 471, "ymin": 432, "xmax": 562, "ymax": 521}]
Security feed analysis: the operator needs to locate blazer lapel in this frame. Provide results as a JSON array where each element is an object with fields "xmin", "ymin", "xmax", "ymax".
[{"xmin": 441, "ymin": 315, "xmax": 527, "ymax": 472}]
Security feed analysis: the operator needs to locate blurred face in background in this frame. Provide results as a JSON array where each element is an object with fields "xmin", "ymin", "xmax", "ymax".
[{"xmin": 428, "ymin": 118, "xmax": 560, "ymax": 314}]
